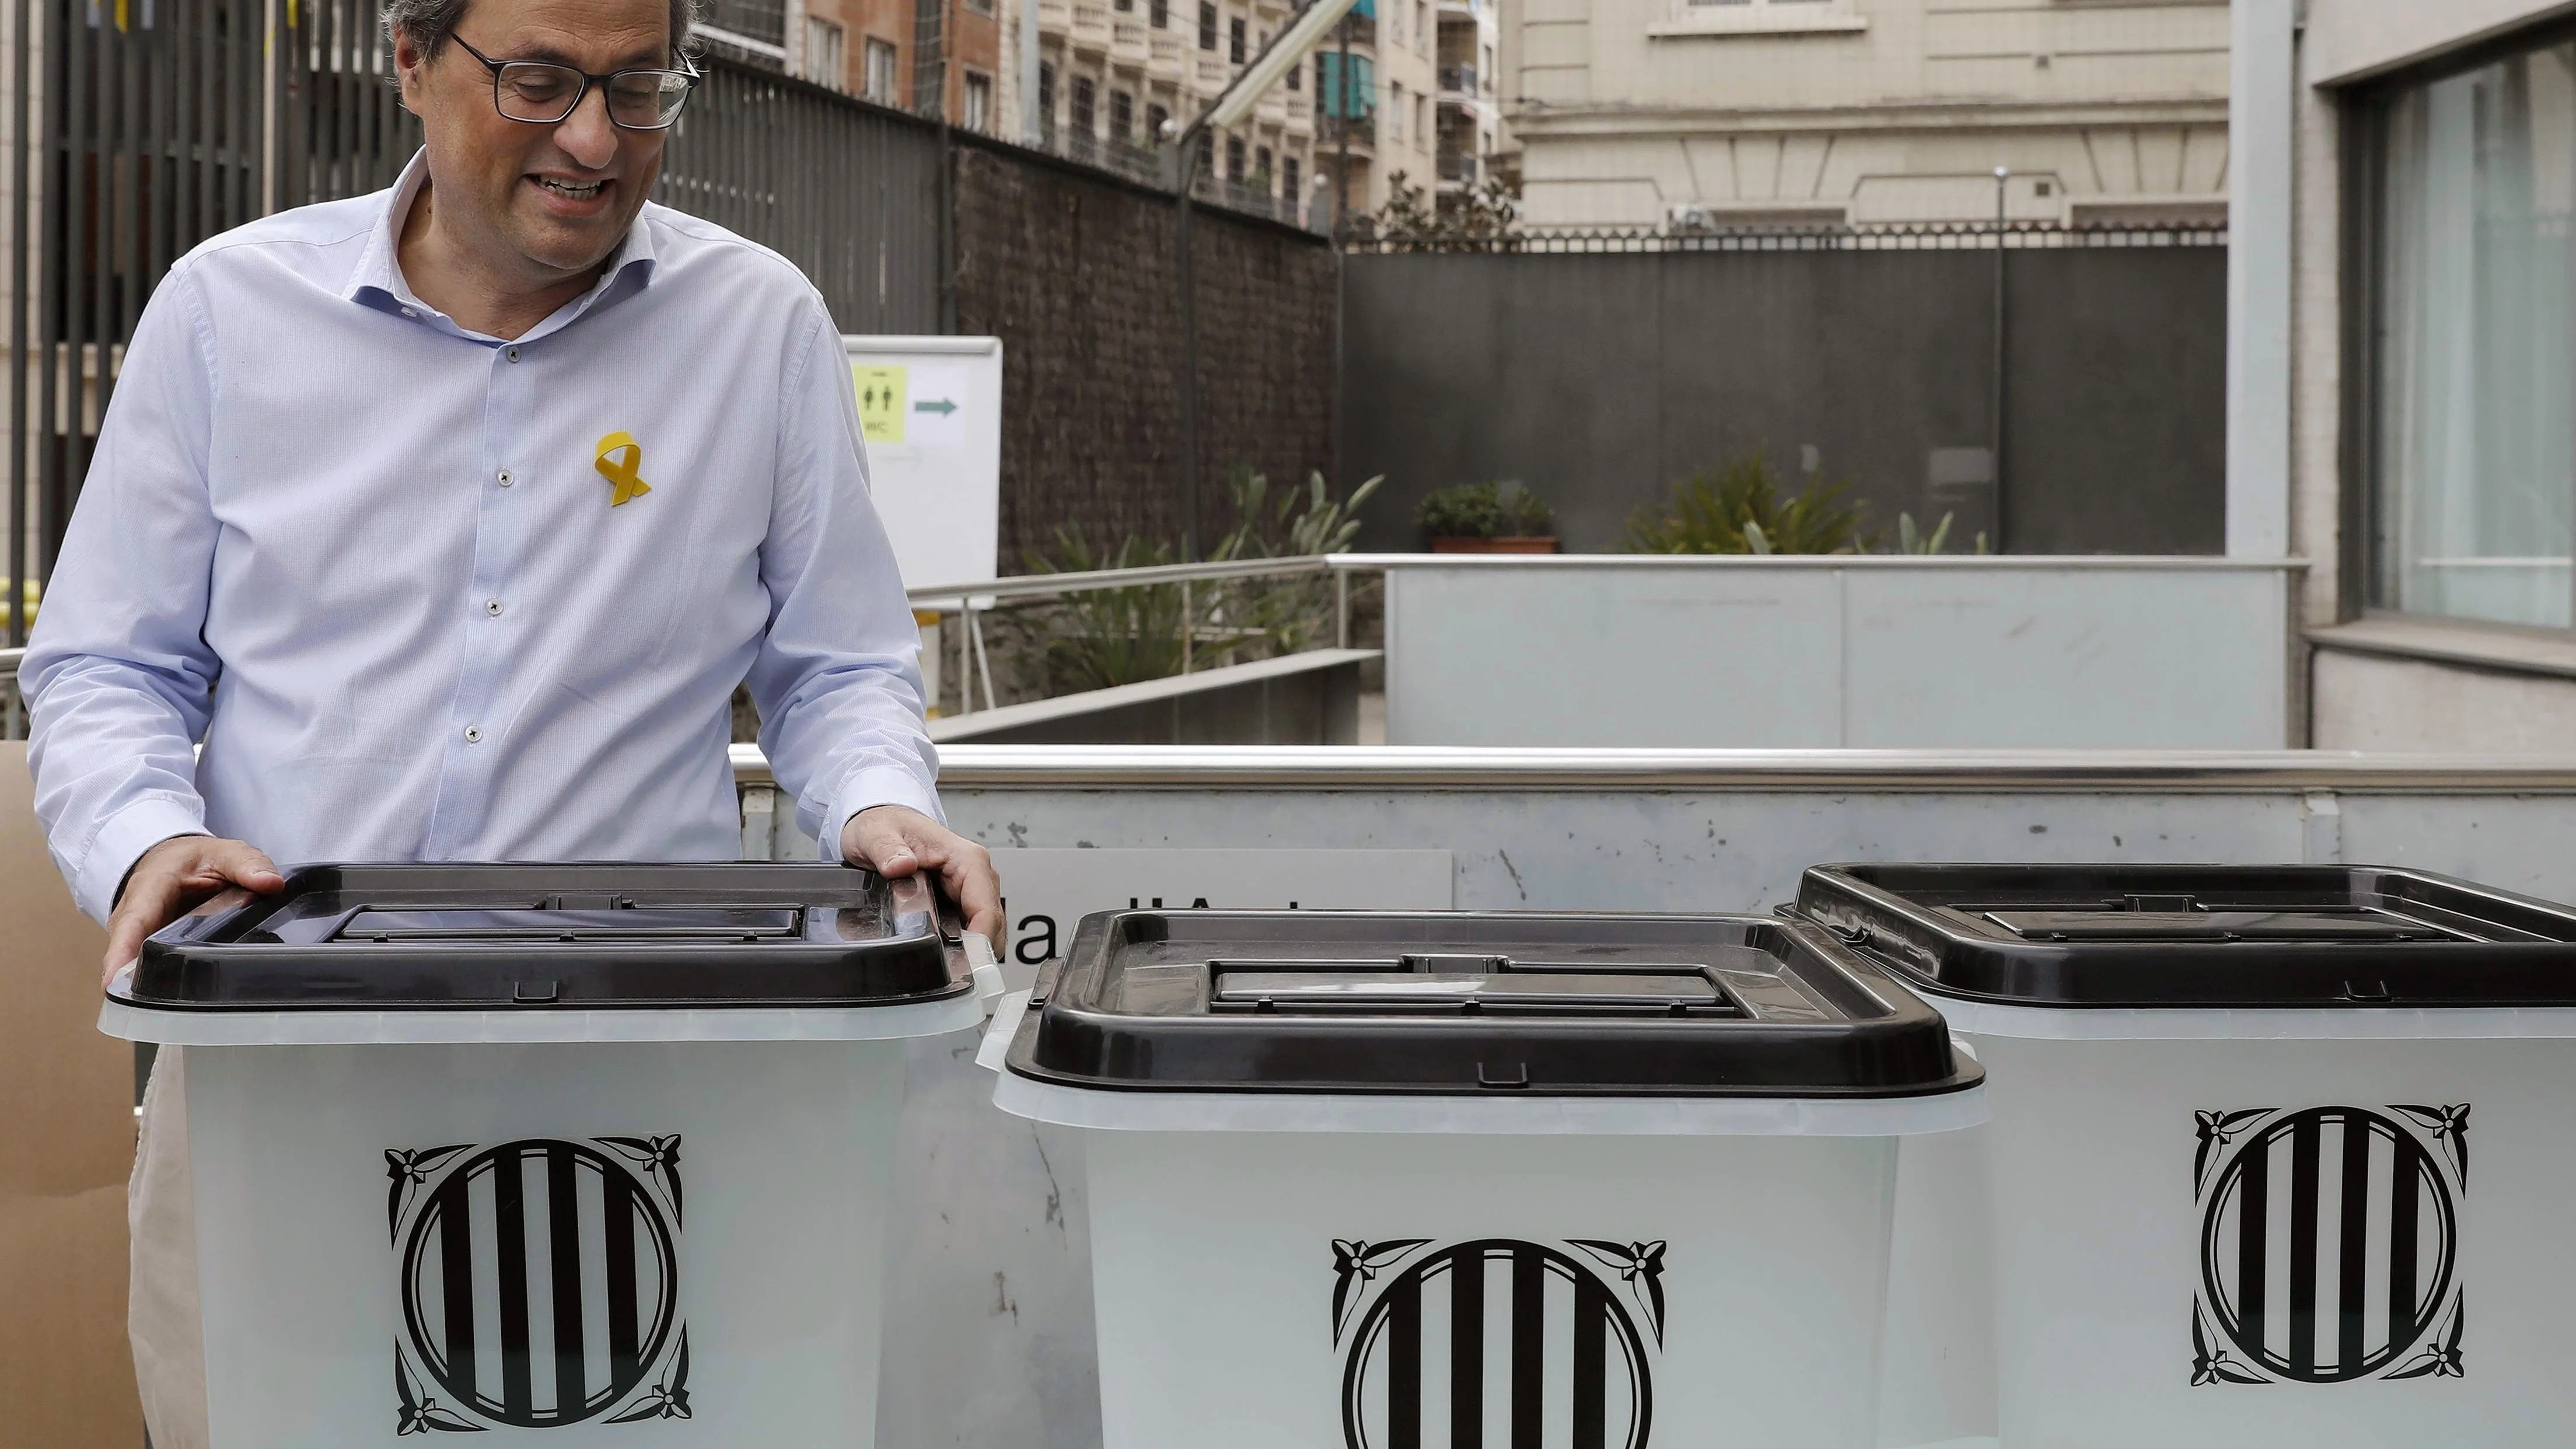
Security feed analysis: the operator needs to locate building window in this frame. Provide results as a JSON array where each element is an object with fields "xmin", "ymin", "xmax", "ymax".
[
  {"xmin": 1150, "ymin": 0, "xmax": 1167, "ymax": 26},
  {"xmin": 1286, "ymin": 54, "xmax": 1301, "ymax": 89},
  {"xmin": 1071, "ymin": 75, "xmax": 1097, "ymax": 133},
  {"xmin": 963, "ymin": 71, "xmax": 993, "ymax": 131},
  {"xmin": 1147, "ymin": 101, "xmax": 1170, "ymax": 142},
  {"xmin": 1037, "ymin": 61, "xmax": 1057, "ymax": 131},
  {"xmin": 1283, "ymin": 155, "xmax": 1300, "ymax": 199},
  {"xmin": 1414, "ymin": 0, "xmax": 1427, "ymax": 52},
  {"xmin": 1229, "ymin": 16, "xmax": 1246, "ymax": 62},
  {"xmin": 803, "ymin": 16, "xmax": 847, "ymax": 89},
  {"xmin": 1198, "ymin": 1, "xmax": 1217, "ymax": 50},
  {"xmin": 1114, "ymin": 0, "xmax": 1133, "ymax": 12},
  {"xmin": 1225, "ymin": 134, "xmax": 1246, "ymax": 181},
  {"xmin": 1415, "ymin": 93, "xmax": 1427, "ymax": 148},
  {"xmin": 1110, "ymin": 89, "xmax": 1134, "ymax": 142},
  {"xmin": 864, "ymin": 37, "xmax": 901, "ymax": 103},
  {"xmin": 2367, "ymin": 35, "xmax": 2576, "ymax": 629},
  {"xmin": 1390, "ymin": 79, "xmax": 1404, "ymax": 141},
  {"xmin": 1254, "ymin": 144, "xmax": 1273, "ymax": 184}
]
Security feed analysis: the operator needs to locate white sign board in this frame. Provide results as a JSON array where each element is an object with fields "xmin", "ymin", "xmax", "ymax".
[
  {"xmin": 844, "ymin": 334, "xmax": 1002, "ymax": 589},
  {"xmin": 991, "ymin": 848, "xmax": 1456, "ymax": 989}
]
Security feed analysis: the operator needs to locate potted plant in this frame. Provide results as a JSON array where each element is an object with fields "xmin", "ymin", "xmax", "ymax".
[{"xmin": 1416, "ymin": 481, "xmax": 1558, "ymax": 553}]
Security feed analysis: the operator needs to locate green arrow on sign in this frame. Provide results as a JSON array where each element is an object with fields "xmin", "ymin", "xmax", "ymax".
[{"xmin": 913, "ymin": 398, "xmax": 958, "ymax": 416}]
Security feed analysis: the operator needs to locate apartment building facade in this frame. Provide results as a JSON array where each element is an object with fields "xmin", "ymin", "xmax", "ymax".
[
  {"xmin": 1493, "ymin": 0, "xmax": 2231, "ymax": 229},
  {"xmin": 1435, "ymin": 0, "xmax": 1505, "ymax": 193},
  {"xmin": 720, "ymin": 0, "xmax": 1005, "ymax": 128}
]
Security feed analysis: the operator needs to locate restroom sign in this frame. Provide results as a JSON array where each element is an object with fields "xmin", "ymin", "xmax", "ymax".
[{"xmin": 854, "ymin": 364, "xmax": 908, "ymax": 445}]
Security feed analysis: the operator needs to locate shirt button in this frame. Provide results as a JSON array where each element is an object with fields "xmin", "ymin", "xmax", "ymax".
[
  {"xmin": 463, "ymin": 725, "xmax": 483, "ymax": 744},
  {"xmin": 484, "ymin": 599, "xmax": 505, "ymax": 617},
  {"xmin": 497, "ymin": 469, "xmax": 514, "ymax": 487},
  {"xmin": 506, "ymin": 346, "xmax": 522, "ymax": 362}
]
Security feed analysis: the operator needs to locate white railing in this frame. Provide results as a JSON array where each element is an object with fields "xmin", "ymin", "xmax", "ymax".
[{"xmin": 907, "ymin": 556, "xmax": 1379, "ymax": 717}]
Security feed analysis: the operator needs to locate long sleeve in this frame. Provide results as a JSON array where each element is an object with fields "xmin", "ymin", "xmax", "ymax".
[
  {"xmin": 746, "ymin": 298, "xmax": 942, "ymax": 861},
  {"xmin": 24, "ymin": 267, "xmax": 224, "ymax": 923}
]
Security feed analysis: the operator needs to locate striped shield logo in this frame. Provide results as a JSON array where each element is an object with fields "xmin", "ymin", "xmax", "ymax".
[
  {"xmin": 387, "ymin": 1136, "xmax": 692, "ymax": 1433},
  {"xmin": 1332, "ymin": 1238, "xmax": 1664, "ymax": 1449},
  {"xmin": 2192, "ymin": 1105, "xmax": 2469, "ymax": 1387}
]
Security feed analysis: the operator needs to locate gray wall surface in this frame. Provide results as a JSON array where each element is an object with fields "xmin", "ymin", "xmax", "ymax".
[{"xmin": 1340, "ymin": 245, "xmax": 2228, "ymax": 555}]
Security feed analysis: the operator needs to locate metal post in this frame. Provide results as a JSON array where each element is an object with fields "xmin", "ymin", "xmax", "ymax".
[
  {"xmin": 1991, "ymin": 165, "xmax": 2008, "ymax": 554},
  {"xmin": 955, "ymin": 603, "xmax": 974, "ymax": 714},
  {"xmin": 1335, "ymin": 567, "xmax": 1350, "ymax": 649},
  {"xmin": 1333, "ymin": 13, "xmax": 1350, "ymax": 241},
  {"xmin": 969, "ymin": 605, "xmax": 998, "ymax": 710},
  {"xmin": 1175, "ymin": 128, "xmax": 1201, "ymax": 560},
  {"xmin": 1180, "ymin": 578, "xmax": 1194, "ymax": 673}
]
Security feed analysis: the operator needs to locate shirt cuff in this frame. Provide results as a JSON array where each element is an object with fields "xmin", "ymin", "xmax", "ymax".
[
  {"xmin": 819, "ymin": 764, "xmax": 946, "ymax": 864},
  {"xmin": 81, "ymin": 794, "xmax": 211, "ymax": 925}
]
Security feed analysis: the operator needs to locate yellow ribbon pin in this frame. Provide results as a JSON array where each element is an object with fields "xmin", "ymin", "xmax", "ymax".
[{"xmin": 594, "ymin": 431, "xmax": 652, "ymax": 507}]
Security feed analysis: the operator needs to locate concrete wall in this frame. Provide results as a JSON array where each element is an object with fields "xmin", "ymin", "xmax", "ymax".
[
  {"xmin": 1500, "ymin": 0, "xmax": 2231, "ymax": 228},
  {"xmin": 1376, "ymin": 557, "xmax": 2297, "ymax": 748},
  {"xmin": 1341, "ymin": 244, "xmax": 2228, "ymax": 554}
]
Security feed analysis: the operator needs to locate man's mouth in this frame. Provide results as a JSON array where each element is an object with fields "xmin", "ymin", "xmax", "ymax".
[{"xmin": 533, "ymin": 176, "xmax": 608, "ymax": 200}]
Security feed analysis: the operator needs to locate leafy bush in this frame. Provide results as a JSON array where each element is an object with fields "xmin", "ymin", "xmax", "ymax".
[
  {"xmin": 1893, "ymin": 511, "xmax": 1992, "ymax": 556},
  {"xmin": 1415, "ymin": 480, "xmax": 1555, "ymax": 540},
  {"xmin": 1001, "ymin": 469, "xmax": 1383, "ymax": 694},
  {"xmin": 1623, "ymin": 453, "xmax": 1875, "ymax": 555}
]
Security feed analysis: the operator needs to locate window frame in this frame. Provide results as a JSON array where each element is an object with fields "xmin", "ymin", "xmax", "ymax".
[
  {"xmin": 1198, "ymin": 1, "xmax": 1217, "ymax": 51},
  {"xmin": 2342, "ymin": 13, "xmax": 2576, "ymax": 632},
  {"xmin": 863, "ymin": 36, "xmax": 901, "ymax": 104}
]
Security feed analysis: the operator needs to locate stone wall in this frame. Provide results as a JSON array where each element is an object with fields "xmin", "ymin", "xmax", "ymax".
[{"xmin": 950, "ymin": 139, "xmax": 1339, "ymax": 568}]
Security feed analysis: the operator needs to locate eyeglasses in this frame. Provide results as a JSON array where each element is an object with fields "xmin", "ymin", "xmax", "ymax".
[{"xmin": 451, "ymin": 35, "xmax": 700, "ymax": 131}]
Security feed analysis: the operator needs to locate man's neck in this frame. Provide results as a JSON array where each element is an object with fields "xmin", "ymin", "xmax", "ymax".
[{"xmin": 396, "ymin": 180, "xmax": 609, "ymax": 341}]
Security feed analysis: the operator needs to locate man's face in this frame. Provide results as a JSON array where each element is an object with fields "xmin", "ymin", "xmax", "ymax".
[{"xmin": 397, "ymin": 0, "xmax": 673, "ymax": 285}]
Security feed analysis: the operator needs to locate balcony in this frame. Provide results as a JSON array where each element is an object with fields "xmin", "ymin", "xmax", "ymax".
[
  {"xmin": 1149, "ymin": 30, "xmax": 1184, "ymax": 76},
  {"xmin": 1317, "ymin": 114, "xmax": 1375, "ymax": 154},
  {"xmin": 1113, "ymin": 16, "xmax": 1149, "ymax": 61},
  {"xmin": 1436, "ymin": 148, "xmax": 1477, "ymax": 185},
  {"xmin": 1193, "ymin": 54, "xmax": 1231, "ymax": 90},
  {"xmin": 1072, "ymin": 2, "xmax": 1113, "ymax": 50},
  {"xmin": 1437, "ymin": 64, "xmax": 1477, "ymax": 98},
  {"xmin": 1283, "ymin": 92, "xmax": 1313, "ymax": 133},
  {"xmin": 1436, "ymin": 0, "xmax": 1478, "ymax": 19},
  {"xmin": 1257, "ymin": 87, "xmax": 1288, "ymax": 124},
  {"xmin": 1039, "ymin": 0, "xmax": 1071, "ymax": 30}
]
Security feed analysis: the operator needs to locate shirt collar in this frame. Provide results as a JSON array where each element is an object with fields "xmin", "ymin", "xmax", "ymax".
[{"xmin": 345, "ymin": 149, "xmax": 661, "ymax": 343}]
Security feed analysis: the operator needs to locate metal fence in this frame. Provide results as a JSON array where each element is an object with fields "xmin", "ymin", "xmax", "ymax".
[
  {"xmin": 655, "ymin": 63, "xmax": 943, "ymax": 333},
  {"xmin": 1343, "ymin": 218, "xmax": 2231, "ymax": 254}
]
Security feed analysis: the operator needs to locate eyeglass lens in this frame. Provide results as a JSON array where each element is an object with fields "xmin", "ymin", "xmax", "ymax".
[{"xmin": 497, "ymin": 64, "xmax": 692, "ymax": 127}]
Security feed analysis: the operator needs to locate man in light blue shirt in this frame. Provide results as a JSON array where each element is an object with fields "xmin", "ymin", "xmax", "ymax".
[{"xmin": 23, "ymin": 0, "xmax": 998, "ymax": 1435}]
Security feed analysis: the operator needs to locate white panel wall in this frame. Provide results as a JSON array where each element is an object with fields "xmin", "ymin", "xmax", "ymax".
[{"xmin": 1380, "ymin": 557, "xmax": 2298, "ymax": 749}]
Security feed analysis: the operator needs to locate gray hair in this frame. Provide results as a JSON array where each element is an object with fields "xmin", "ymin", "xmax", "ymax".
[{"xmin": 385, "ymin": 0, "xmax": 700, "ymax": 60}]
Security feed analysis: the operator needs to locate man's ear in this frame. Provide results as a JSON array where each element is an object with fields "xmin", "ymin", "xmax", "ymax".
[{"xmin": 393, "ymin": 30, "xmax": 428, "ymax": 116}]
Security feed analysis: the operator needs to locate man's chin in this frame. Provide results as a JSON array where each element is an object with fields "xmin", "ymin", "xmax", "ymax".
[{"xmin": 509, "ymin": 218, "xmax": 635, "ymax": 280}]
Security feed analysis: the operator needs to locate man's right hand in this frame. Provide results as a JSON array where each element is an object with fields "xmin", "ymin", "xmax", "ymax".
[{"xmin": 104, "ymin": 835, "xmax": 286, "ymax": 985}]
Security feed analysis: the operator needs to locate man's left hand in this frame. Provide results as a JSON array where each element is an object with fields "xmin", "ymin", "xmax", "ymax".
[{"xmin": 842, "ymin": 804, "xmax": 1002, "ymax": 951}]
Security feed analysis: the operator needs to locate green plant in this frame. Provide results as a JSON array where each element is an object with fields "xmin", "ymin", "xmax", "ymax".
[
  {"xmin": 1415, "ymin": 480, "xmax": 1554, "ymax": 540},
  {"xmin": 1623, "ymin": 452, "xmax": 1876, "ymax": 555},
  {"xmin": 1214, "ymin": 466, "xmax": 1384, "ymax": 655},
  {"xmin": 1009, "ymin": 529, "xmax": 1218, "ymax": 693},
  {"xmin": 1368, "ymin": 171, "xmax": 1521, "ymax": 249},
  {"xmin": 1894, "ymin": 511, "xmax": 1993, "ymax": 556}
]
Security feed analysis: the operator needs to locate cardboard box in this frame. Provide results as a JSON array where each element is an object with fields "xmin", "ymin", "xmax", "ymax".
[{"xmin": 0, "ymin": 741, "xmax": 144, "ymax": 1447}]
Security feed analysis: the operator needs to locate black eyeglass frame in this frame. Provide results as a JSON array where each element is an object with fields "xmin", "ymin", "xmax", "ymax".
[{"xmin": 450, "ymin": 34, "xmax": 702, "ymax": 131}]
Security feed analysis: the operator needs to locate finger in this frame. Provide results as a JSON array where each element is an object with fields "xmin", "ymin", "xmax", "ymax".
[
  {"xmin": 102, "ymin": 870, "xmax": 186, "ymax": 982},
  {"xmin": 844, "ymin": 809, "xmax": 922, "ymax": 877},
  {"xmin": 942, "ymin": 850, "xmax": 1004, "ymax": 948},
  {"xmin": 204, "ymin": 839, "xmax": 286, "ymax": 892}
]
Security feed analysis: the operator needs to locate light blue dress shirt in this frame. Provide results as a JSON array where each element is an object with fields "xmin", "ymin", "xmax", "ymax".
[{"xmin": 26, "ymin": 153, "xmax": 941, "ymax": 924}]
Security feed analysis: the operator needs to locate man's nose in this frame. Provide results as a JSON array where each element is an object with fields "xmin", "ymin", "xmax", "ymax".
[{"xmin": 555, "ymin": 82, "xmax": 619, "ymax": 170}]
